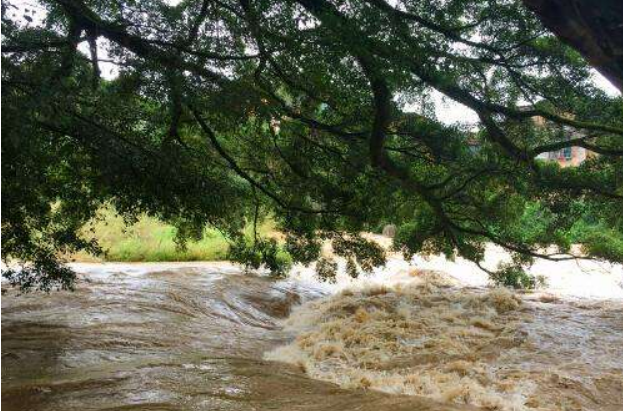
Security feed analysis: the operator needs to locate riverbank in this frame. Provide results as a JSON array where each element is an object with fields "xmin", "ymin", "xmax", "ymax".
[{"xmin": 69, "ymin": 208, "xmax": 279, "ymax": 263}]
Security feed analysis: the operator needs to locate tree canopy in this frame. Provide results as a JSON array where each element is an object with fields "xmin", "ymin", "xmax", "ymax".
[{"xmin": 2, "ymin": 0, "xmax": 623, "ymax": 290}]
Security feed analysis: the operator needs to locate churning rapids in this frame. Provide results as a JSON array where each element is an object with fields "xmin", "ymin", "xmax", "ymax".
[{"xmin": 2, "ymin": 251, "xmax": 623, "ymax": 411}]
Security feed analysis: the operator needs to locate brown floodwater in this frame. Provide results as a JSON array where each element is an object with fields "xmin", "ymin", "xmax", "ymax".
[
  {"xmin": 2, "ymin": 264, "xmax": 471, "ymax": 411},
  {"xmin": 265, "ymin": 270, "xmax": 623, "ymax": 411}
]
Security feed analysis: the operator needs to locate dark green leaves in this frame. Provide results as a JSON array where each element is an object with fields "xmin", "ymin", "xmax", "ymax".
[{"xmin": 2, "ymin": 0, "xmax": 623, "ymax": 290}]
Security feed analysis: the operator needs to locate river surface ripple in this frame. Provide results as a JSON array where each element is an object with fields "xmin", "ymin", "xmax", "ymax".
[{"xmin": 2, "ymin": 264, "xmax": 470, "ymax": 411}]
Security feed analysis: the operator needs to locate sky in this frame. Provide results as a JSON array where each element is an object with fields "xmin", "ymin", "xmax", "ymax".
[{"xmin": 433, "ymin": 70, "xmax": 620, "ymax": 126}]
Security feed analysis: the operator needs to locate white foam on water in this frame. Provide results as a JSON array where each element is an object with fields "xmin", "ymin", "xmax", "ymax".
[
  {"xmin": 268, "ymin": 246, "xmax": 623, "ymax": 411},
  {"xmin": 409, "ymin": 245, "xmax": 623, "ymax": 299},
  {"xmin": 287, "ymin": 245, "xmax": 623, "ymax": 300}
]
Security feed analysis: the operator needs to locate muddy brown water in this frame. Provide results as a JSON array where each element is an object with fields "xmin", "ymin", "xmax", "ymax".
[{"xmin": 2, "ymin": 265, "xmax": 470, "ymax": 411}]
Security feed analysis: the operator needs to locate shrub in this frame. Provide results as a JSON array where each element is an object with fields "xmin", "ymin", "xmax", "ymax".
[{"xmin": 490, "ymin": 263, "xmax": 545, "ymax": 290}]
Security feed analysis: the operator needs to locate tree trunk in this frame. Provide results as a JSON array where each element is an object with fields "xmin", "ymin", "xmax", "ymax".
[{"xmin": 523, "ymin": 0, "xmax": 623, "ymax": 92}]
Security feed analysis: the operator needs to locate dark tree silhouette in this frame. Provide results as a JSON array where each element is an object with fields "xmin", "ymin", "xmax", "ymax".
[
  {"xmin": 523, "ymin": 0, "xmax": 623, "ymax": 91},
  {"xmin": 2, "ymin": 0, "xmax": 622, "ymax": 290}
]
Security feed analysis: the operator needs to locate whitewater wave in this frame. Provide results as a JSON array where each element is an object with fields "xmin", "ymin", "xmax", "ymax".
[
  {"xmin": 267, "ymin": 268, "xmax": 623, "ymax": 411},
  {"xmin": 285, "ymin": 243, "xmax": 623, "ymax": 299}
]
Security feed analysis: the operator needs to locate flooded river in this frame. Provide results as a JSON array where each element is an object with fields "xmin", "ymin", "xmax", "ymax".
[
  {"xmin": 2, "ymin": 258, "xmax": 623, "ymax": 410},
  {"xmin": 2, "ymin": 263, "xmax": 468, "ymax": 411}
]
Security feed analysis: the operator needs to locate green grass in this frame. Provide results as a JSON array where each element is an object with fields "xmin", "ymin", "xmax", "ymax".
[{"xmin": 70, "ymin": 208, "xmax": 279, "ymax": 263}]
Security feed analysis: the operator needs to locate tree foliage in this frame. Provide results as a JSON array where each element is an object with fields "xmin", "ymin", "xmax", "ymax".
[{"xmin": 2, "ymin": 0, "xmax": 623, "ymax": 290}]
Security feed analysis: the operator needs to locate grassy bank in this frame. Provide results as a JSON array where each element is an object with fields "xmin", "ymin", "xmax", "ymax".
[{"xmin": 70, "ymin": 208, "xmax": 279, "ymax": 263}]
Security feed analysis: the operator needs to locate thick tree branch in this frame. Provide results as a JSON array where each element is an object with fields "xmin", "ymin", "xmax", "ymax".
[{"xmin": 522, "ymin": 0, "xmax": 623, "ymax": 91}]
